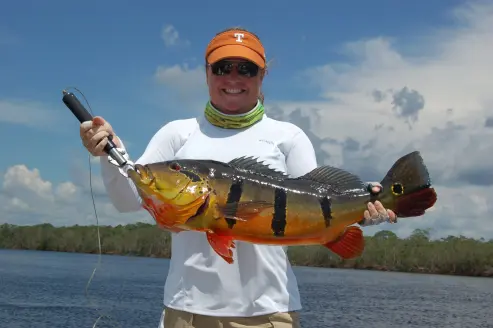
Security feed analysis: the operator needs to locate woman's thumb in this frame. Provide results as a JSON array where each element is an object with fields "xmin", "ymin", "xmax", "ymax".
[{"xmin": 92, "ymin": 116, "xmax": 105, "ymax": 126}]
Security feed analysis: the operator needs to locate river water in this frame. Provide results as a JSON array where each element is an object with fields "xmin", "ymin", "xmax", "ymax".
[{"xmin": 0, "ymin": 249, "xmax": 492, "ymax": 328}]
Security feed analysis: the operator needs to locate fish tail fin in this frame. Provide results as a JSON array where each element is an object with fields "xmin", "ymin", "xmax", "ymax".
[{"xmin": 379, "ymin": 151, "xmax": 437, "ymax": 218}]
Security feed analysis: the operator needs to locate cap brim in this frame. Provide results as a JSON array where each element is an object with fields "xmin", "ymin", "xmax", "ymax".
[{"xmin": 207, "ymin": 45, "xmax": 265, "ymax": 68}]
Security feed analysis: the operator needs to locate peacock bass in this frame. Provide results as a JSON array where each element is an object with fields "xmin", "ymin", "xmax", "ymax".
[{"xmin": 126, "ymin": 151, "xmax": 437, "ymax": 264}]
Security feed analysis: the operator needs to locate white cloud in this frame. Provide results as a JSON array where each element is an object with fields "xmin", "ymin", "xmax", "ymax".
[
  {"xmin": 3, "ymin": 165, "xmax": 55, "ymax": 202},
  {"xmin": 266, "ymin": 1, "xmax": 493, "ymax": 240},
  {"xmin": 154, "ymin": 63, "xmax": 208, "ymax": 108},
  {"xmin": 155, "ymin": 64, "xmax": 205, "ymax": 90},
  {"xmin": 153, "ymin": 22, "xmax": 205, "ymax": 109},
  {"xmin": 0, "ymin": 164, "xmax": 152, "ymax": 227},
  {"xmin": 0, "ymin": 99, "xmax": 61, "ymax": 128},
  {"xmin": 161, "ymin": 24, "xmax": 190, "ymax": 48}
]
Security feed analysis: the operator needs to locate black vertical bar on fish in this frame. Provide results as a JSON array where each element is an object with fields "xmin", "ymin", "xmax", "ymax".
[
  {"xmin": 271, "ymin": 187, "xmax": 287, "ymax": 237},
  {"xmin": 318, "ymin": 196, "xmax": 332, "ymax": 227},
  {"xmin": 225, "ymin": 176, "xmax": 244, "ymax": 229}
]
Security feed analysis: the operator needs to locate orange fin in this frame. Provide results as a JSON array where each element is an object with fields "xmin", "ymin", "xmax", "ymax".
[
  {"xmin": 217, "ymin": 201, "xmax": 273, "ymax": 220},
  {"xmin": 323, "ymin": 226, "xmax": 364, "ymax": 259},
  {"xmin": 206, "ymin": 232, "xmax": 236, "ymax": 264}
]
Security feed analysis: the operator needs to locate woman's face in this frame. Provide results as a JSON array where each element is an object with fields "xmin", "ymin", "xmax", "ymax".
[{"xmin": 206, "ymin": 57, "xmax": 264, "ymax": 114}]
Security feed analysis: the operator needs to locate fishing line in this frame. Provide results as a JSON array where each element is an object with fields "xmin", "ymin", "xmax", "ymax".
[{"xmin": 63, "ymin": 87, "xmax": 123, "ymax": 328}]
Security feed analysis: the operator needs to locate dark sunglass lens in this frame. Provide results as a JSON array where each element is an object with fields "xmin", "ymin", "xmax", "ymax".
[
  {"xmin": 211, "ymin": 61, "xmax": 259, "ymax": 77},
  {"xmin": 211, "ymin": 61, "xmax": 233, "ymax": 75},
  {"xmin": 238, "ymin": 62, "xmax": 259, "ymax": 77}
]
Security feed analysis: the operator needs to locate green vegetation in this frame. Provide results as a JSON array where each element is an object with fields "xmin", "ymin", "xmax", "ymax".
[{"xmin": 1, "ymin": 223, "xmax": 492, "ymax": 277}]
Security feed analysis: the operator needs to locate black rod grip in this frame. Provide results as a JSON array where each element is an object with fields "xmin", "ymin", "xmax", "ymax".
[
  {"xmin": 62, "ymin": 91, "xmax": 93, "ymax": 123},
  {"xmin": 61, "ymin": 90, "xmax": 124, "ymax": 163}
]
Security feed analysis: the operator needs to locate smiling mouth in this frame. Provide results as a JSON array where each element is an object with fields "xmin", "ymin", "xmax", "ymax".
[{"xmin": 222, "ymin": 88, "xmax": 245, "ymax": 95}]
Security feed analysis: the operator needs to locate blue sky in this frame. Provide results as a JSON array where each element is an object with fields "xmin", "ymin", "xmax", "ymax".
[
  {"xmin": 2, "ymin": 0, "xmax": 493, "ymax": 240},
  {"xmin": 0, "ymin": 0, "xmax": 467, "ymax": 182}
]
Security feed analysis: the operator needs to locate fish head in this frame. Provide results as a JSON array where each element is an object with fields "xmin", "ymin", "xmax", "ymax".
[{"xmin": 127, "ymin": 160, "xmax": 213, "ymax": 226}]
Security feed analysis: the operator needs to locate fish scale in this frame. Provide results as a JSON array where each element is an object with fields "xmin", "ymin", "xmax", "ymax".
[{"xmin": 127, "ymin": 151, "xmax": 438, "ymax": 264}]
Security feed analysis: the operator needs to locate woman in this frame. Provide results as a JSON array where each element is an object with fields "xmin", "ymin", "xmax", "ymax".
[{"xmin": 80, "ymin": 27, "xmax": 396, "ymax": 328}]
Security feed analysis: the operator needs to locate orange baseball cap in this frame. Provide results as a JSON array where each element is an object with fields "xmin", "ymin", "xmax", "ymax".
[{"xmin": 205, "ymin": 29, "xmax": 266, "ymax": 69}]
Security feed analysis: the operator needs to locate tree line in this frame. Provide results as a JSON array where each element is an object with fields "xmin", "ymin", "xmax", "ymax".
[{"xmin": 1, "ymin": 222, "xmax": 492, "ymax": 277}]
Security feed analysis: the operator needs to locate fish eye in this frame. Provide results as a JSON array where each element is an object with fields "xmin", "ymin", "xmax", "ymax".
[
  {"xmin": 391, "ymin": 183, "xmax": 404, "ymax": 195},
  {"xmin": 169, "ymin": 162, "xmax": 181, "ymax": 171}
]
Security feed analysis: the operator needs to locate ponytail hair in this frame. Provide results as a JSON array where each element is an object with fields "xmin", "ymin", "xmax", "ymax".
[{"xmin": 259, "ymin": 91, "xmax": 265, "ymax": 104}]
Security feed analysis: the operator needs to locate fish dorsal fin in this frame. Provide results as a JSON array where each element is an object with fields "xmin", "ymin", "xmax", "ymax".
[
  {"xmin": 228, "ymin": 156, "xmax": 288, "ymax": 179},
  {"xmin": 299, "ymin": 165, "xmax": 365, "ymax": 191}
]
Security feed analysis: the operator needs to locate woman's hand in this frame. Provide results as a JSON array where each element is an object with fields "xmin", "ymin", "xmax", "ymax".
[
  {"xmin": 79, "ymin": 116, "xmax": 121, "ymax": 157},
  {"xmin": 362, "ymin": 182, "xmax": 397, "ymax": 226}
]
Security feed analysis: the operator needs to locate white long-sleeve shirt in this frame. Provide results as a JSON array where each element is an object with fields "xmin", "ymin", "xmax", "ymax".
[{"xmin": 100, "ymin": 113, "xmax": 318, "ymax": 317}]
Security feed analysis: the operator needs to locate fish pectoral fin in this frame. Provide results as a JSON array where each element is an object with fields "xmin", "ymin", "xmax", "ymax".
[
  {"xmin": 323, "ymin": 226, "xmax": 364, "ymax": 259},
  {"xmin": 206, "ymin": 232, "xmax": 236, "ymax": 264},
  {"xmin": 217, "ymin": 201, "xmax": 274, "ymax": 220}
]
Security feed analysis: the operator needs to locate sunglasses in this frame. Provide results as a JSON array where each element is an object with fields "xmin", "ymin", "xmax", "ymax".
[{"xmin": 210, "ymin": 60, "xmax": 260, "ymax": 77}]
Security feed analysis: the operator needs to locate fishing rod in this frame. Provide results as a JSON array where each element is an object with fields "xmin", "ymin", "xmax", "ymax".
[
  {"xmin": 60, "ymin": 88, "xmax": 127, "ymax": 328},
  {"xmin": 61, "ymin": 89, "xmax": 133, "ymax": 170}
]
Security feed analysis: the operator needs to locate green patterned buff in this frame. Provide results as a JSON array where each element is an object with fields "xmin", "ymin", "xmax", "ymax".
[{"xmin": 204, "ymin": 100, "xmax": 265, "ymax": 129}]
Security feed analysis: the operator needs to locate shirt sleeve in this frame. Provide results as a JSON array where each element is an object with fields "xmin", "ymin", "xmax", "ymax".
[
  {"xmin": 284, "ymin": 130, "xmax": 318, "ymax": 178},
  {"xmin": 100, "ymin": 121, "xmax": 187, "ymax": 213}
]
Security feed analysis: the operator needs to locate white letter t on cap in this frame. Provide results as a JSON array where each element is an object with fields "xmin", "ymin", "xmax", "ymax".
[{"xmin": 234, "ymin": 33, "xmax": 244, "ymax": 42}]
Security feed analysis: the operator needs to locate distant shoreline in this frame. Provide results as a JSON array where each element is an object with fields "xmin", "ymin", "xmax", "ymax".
[{"xmin": 1, "ymin": 222, "xmax": 492, "ymax": 278}]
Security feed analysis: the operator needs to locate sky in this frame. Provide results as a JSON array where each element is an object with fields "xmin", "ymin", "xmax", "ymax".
[{"xmin": 1, "ymin": 0, "xmax": 493, "ymax": 241}]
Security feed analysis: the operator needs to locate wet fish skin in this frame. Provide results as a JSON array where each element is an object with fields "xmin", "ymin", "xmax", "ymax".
[
  {"xmin": 128, "ymin": 161, "xmax": 212, "ymax": 232},
  {"xmin": 127, "ymin": 151, "xmax": 437, "ymax": 264}
]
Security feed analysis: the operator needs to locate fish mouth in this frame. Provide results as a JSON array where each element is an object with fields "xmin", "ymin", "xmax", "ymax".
[{"xmin": 133, "ymin": 164, "xmax": 152, "ymax": 183}]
